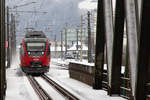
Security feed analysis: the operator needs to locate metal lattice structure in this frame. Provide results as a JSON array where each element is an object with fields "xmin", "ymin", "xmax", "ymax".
[{"xmin": 94, "ymin": 0, "xmax": 150, "ymax": 99}]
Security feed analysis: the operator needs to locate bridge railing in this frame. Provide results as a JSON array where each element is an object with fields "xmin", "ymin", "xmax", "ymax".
[
  {"xmin": 120, "ymin": 73, "xmax": 131, "ymax": 99},
  {"xmin": 102, "ymin": 66, "xmax": 108, "ymax": 91}
]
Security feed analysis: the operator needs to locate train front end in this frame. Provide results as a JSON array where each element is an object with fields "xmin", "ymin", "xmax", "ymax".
[{"xmin": 20, "ymin": 31, "xmax": 50, "ymax": 74}]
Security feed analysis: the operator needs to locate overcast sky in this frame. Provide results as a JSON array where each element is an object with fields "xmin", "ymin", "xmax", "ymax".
[{"xmin": 6, "ymin": 0, "xmax": 97, "ymax": 44}]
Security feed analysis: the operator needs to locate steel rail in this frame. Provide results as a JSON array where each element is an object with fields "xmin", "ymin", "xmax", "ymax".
[
  {"xmin": 41, "ymin": 74, "xmax": 79, "ymax": 100},
  {"xmin": 27, "ymin": 75, "xmax": 52, "ymax": 100}
]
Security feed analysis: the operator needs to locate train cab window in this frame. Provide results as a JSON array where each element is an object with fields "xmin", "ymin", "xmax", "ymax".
[
  {"xmin": 26, "ymin": 42, "xmax": 46, "ymax": 51},
  {"xmin": 26, "ymin": 42, "xmax": 46, "ymax": 57},
  {"xmin": 46, "ymin": 44, "xmax": 51, "ymax": 56}
]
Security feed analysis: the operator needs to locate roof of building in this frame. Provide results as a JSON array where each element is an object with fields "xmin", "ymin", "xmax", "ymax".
[
  {"xmin": 68, "ymin": 41, "xmax": 88, "ymax": 51},
  {"xmin": 50, "ymin": 41, "xmax": 88, "ymax": 52},
  {"xmin": 51, "ymin": 46, "xmax": 66, "ymax": 52}
]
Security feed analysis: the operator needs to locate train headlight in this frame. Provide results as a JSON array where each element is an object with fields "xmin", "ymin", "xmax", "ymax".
[
  {"xmin": 28, "ymin": 52, "xmax": 31, "ymax": 55},
  {"xmin": 42, "ymin": 52, "xmax": 44, "ymax": 55}
]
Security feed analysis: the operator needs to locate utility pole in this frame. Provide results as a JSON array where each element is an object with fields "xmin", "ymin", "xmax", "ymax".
[
  {"xmin": 9, "ymin": 14, "xmax": 16, "ymax": 64},
  {"xmin": 13, "ymin": 15, "xmax": 16, "ymax": 56},
  {"xmin": 6, "ymin": 6, "xmax": 10, "ymax": 68},
  {"xmin": 9, "ymin": 14, "xmax": 13, "ymax": 65},
  {"xmin": 54, "ymin": 35, "xmax": 57, "ymax": 57},
  {"xmin": 61, "ymin": 31, "xmax": 63, "ymax": 59},
  {"xmin": 65, "ymin": 26, "xmax": 67, "ymax": 58},
  {"xmin": 0, "ymin": 0, "xmax": 6, "ymax": 99},
  {"xmin": 80, "ymin": 15, "xmax": 83, "ymax": 61},
  {"xmin": 10, "ymin": 14, "xmax": 15, "ymax": 61},
  {"xmin": 76, "ymin": 29, "xmax": 79, "ymax": 60},
  {"xmin": 87, "ymin": 11, "xmax": 92, "ymax": 63},
  {"xmin": 12, "ymin": 14, "xmax": 14, "ymax": 59}
]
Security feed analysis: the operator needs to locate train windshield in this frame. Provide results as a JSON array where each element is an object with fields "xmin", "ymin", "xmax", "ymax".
[{"xmin": 26, "ymin": 42, "xmax": 46, "ymax": 51}]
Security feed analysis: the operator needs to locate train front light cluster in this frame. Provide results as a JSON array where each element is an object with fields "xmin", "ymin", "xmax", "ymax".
[
  {"xmin": 28, "ymin": 52, "xmax": 31, "ymax": 55},
  {"xmin": 42, "ymin": 52, "xmax": 44, "ymax": 55}
]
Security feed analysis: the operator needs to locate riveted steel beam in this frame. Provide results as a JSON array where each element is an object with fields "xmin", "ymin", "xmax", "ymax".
[
  {"xmin": 136, "ymin": 0, "xmax": 150, "ymax": 99},
  {"xmin": 103, "ymin": 0, "xmax": 114, "ymax": 94},
  {"xmin": 93, "ymin": 0, "xmax": 105, "ymax": 89},
  {"xmin": 125, "ymin": 0, "xmax": 139, "ymax": 99},
  {"xmin": 107, "ymin": 0, "xmax": 125, "ymax": 95}
]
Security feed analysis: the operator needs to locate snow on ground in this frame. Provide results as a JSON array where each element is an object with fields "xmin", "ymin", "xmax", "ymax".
[
  {"xmin": 48, "ymin": 59, "xmax": 126, "ymax": 100},
  {"xmin": 35, "ymin": 77, "xmax": 65, "ymax": 100},
  {"xmin": 6, "ymin": 50, "xmax": 126, "ymax": 100},
  {"xmin": 6, "ymin": 50, "xmax": 38, "ymax": 100}
]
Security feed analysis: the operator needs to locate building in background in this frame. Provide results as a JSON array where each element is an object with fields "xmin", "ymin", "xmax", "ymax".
[
  {"xmin": 68, "ymin": 41, "xmax": 88, "ymax": 59},
  {"xmin": 63, "ymin": 28, "xmax": 88, "ymax": 47},
  {"xmin": 50, "ymin": 41, "xmax": 65, "ymax": 58}
]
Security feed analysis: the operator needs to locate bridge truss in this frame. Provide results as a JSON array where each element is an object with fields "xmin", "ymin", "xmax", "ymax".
[{"xmin": 94, "ymin": 0, "xmax": 150, "ymax": 100}]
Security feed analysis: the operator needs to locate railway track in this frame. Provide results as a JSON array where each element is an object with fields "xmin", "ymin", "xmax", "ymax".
[
  {"xmin": 41, "ymin": 74, "xmax": 79, "ymax": 100},
  {"xmin": 27, "ymin": 75, "xmax": 52, "ymax": 100},
  {"xmin": 27, "ymin": 74, "xmax": 79, "ymax": 100}
]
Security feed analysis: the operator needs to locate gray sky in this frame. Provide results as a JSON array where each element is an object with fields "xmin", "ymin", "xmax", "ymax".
[{"xmin": 6, "ymin": 0, "xmax": 97, "ymax": 44}]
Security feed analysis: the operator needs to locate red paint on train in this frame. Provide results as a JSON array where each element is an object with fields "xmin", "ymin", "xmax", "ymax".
[{"xmin": 20, "ymin": 31, "xmax": 50, "ymax": 74}]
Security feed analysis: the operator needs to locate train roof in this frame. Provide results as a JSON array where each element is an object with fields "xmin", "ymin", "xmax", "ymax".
[
  {"xmin": 24, "ymin": 38, "xmax": 47, "ymax": 42},
  {"xmin": 25, "ymin": 31, "xmax": 46, "ymax": 38}
]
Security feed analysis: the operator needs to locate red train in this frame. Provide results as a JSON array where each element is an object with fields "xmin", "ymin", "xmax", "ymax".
[{"xmin": 20, "ymin": 31, "xmax": 50, "ymax": 74}]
